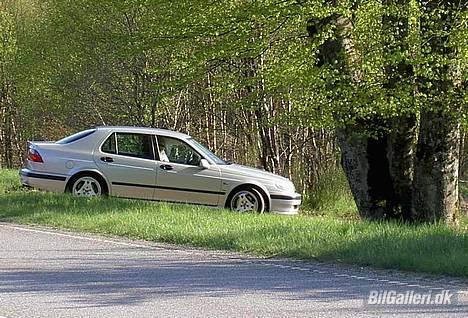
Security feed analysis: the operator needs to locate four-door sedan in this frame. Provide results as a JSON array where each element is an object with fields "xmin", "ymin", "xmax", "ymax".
[{"xmin": 20, "ymin": 126, "xmax": 301, "ymax": 214}]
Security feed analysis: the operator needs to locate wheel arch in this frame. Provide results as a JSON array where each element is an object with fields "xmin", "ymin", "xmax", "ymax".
[
  {"xmin": 65, "ymin": 169, "xmax": 110, "ymax": 195},
  {"xmin": 224, "ymin": 183, "xmax": 271, "ymax": 212}
]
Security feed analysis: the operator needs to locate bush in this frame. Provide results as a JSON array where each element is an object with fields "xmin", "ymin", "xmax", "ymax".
[
  {"xmin": 0, "ymin": 169, "xmax": 22, "ymax": 194},
  {"xmin": 301, "ymin": 167, "xmax": 357, "ymax": 218}
]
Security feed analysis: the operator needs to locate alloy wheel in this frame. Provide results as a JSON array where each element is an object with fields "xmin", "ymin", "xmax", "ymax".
[
  {"xmin": 230, "ymin": 190, "xmax": 259, "ymax": 212},
  {"xmin": 72, "ymin": 176, "xmax": 102, "ymax": 197}
]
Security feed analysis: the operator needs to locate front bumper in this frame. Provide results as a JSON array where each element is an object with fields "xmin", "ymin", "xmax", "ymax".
[{"xmin": 270, "ymin": 193, "xmax": 301, "ymax": 215}]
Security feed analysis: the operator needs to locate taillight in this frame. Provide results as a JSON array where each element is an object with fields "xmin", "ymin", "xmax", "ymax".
[{"xmin": 28, "ymin": 148, "xmax": 44, "ymax": 163}]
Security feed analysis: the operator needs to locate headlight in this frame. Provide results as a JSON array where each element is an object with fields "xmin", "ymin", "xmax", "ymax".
[
  {"xmin": 276, "ymin": 183, "xmax": 295, "ymax": 192},
  {"xmin": 275, "ymin": 183, "xmax": 286, "ymax": 190}
]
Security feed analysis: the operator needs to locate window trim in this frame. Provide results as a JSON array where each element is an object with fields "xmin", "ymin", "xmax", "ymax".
[
  {"xmin": 100, "ymin": 132, "xmax": 156, "ymax": 161},
  {"xmin": 100, "ymin": 132, "xmax": 117, "ymax": 155},
  {"xmin": 155, "ymin": 135, "xmax": 205, "ymax": 167},
  {"xmin": 152, "ymin": 135, "xmax": 160, "ymax": 161}
]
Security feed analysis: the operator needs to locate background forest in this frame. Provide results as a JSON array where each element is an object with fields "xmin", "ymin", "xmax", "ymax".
[{"xmin": 0, "ymin": 0, "xmax": 467, "ymax": 218}]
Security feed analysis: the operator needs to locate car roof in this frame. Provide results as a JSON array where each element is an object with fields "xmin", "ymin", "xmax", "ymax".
[{"xmin": 96, "ymin": 126, "xmax": 191, "ymax": 139}]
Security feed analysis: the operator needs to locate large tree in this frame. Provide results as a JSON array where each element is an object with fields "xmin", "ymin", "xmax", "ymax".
[{"xmin": 308, "ymin": 0, "xmax": 467, "ymax": 222}]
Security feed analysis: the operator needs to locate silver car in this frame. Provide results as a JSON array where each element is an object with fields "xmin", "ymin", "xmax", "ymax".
[{"xmin": 20, "ymin": 126, "xmax": 301, "ymax": 214}]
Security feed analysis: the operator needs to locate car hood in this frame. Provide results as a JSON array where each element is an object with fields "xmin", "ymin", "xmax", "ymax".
[{"xmin": 219, "ymin": 164, "xmax": 291, "ymax": 184}]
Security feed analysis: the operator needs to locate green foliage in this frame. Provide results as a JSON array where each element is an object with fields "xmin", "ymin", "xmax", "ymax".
[
  {"xmin": 3, "ymin": 0, "xmax": 467, "ymax": 132},
  {"xmin": 3, "ymin": 0, "xmax": 464, "ymax": 136},
  {"xmin": 0, "ymin": 9, "xmax": 16, "ymax": 69}
]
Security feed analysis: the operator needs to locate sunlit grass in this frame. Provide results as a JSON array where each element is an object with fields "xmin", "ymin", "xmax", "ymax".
[
  {"xmin": 1, "ymin": 169, "xmax": 467, "ymax": 277},
  {"xmin": 301, "ymin": 167, "xmax": 357, "ymax": 218}
]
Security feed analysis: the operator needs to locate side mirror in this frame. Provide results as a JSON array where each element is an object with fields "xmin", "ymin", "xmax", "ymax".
[{"xmin": 199, "ymin": 159, "xmax": 210, "ymax": 169}]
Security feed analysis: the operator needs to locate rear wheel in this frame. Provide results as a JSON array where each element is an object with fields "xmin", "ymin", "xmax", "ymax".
[
  {"xmin": 69, "ymin": 175, "xmax": 105, "ymax": 197},
  {"xmin": 229, "ymin": 188, "xmax": 265, "ymax": 213}
]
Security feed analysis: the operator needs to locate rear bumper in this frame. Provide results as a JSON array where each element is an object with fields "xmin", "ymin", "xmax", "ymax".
[
  {"xmin": 270, "ymin": 193, "xmax": 301, "ymax": 215},
  {"xmin": 19, "ymin": 169, "xmax": 68, "ymax": 192}
]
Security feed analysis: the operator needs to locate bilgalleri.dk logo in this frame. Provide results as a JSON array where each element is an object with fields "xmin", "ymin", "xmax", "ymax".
[{"xmin": 365, "ymin": 289, "xmax": 457, "ymax": 306}]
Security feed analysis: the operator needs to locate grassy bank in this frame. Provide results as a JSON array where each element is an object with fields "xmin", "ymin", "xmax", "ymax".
[
  {"xmin": 1, "ymin": 169, "xmax": 468, "ymax": 277},
  {"xmin": 301, "ymin": 167, "xmax": 357, "ymax": 218}
]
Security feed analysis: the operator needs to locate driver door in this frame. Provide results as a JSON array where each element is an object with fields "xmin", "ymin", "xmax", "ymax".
[{"xmin": 154, "ymin": 135, "xmax": 222, "ymax": 206}]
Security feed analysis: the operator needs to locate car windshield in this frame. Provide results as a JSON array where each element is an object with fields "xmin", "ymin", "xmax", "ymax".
[{"xmin": 188, "ymin": 138, "xmax": 228, "ymax": 165}]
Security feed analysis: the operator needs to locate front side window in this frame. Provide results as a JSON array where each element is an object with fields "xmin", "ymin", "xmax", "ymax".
[
  {"xmin": 157, "ymin": 136, "xmax": 202, "ymax": 166},
  {"xmin": 102, "ymin": 132, "xmax": 154, "ymax": 160}
]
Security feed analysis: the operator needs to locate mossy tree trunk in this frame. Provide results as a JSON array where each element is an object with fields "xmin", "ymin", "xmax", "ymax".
[
  {"xmin": 411, "ymin": 0, "xmax": 464, "ymax": 223},
  {"xmin": 413, "ymin": 112, "xmax": 460, "ymax": 222}
]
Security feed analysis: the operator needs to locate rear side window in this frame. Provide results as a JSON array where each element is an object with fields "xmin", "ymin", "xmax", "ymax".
[
  {"xmin": 56, "ymin": 129, "xmax": 96, "ymax": 144},
  {"xmin": 101, "ymin": 133, "xmax": 117, "ymax": 154},
  {"xmin": 102, "ymin": 132, "xmax": 154, "ymax": 160}
]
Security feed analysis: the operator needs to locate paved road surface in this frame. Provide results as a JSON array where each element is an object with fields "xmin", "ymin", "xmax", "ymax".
[{"xmin": 0, "ymin": 223, "xmax": 467, "ymax": 317}]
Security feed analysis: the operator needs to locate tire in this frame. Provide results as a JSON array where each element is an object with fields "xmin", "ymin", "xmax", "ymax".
[
  {"xmin": 228, "ymin": 187, "xmax": 265, "ymax": 213},
  {"xmin": 67, "ymin": 173, "xmax": 107, "ymax": 197}
]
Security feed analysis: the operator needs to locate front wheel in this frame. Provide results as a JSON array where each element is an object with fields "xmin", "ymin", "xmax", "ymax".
[{"xmin": 229, "ymin": 188, "xmax": 265, "ymax": 213}]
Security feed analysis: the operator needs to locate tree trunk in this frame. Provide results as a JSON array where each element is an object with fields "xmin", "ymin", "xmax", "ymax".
[
  {"xmin": 412, "ymin": 112, "xmax": 460, "ymax": 223},
  {"xmin": 411, "ymin": 0, "xmax": 463, "ymax": 223},
  {"xmin": 316, "ymin": 7, "xmax": 403, "ymax": 220},
  {"xmin": 336, "ymin": 127, "xmax": 374, "ymax": 218},
  {"xmin": 460, "ymin": 131, "xmax": 467, "ymax": 179},
  {"xmin": 387, "ymin": 115, "xmax": 418, "ymax": 220},
  {"xmin": 337, "ymin": 121, "xmax": 416, "ymax": 220}
]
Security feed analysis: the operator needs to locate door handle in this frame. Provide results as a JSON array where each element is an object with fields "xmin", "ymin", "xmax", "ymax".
[
  {"xmin": 160, "ymin": 164, "xmax": 173, "ymax": 171},
  {"xmin": 100, "ymin": 156, "xmax": 114, "ymax": 163}
]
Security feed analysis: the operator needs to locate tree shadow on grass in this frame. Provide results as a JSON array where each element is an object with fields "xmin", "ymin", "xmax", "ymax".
[
  {"xmin": 0, "ymin": 192, "xmax": 154, "ymax": 219},
  {"xmin": 315, "ymin": 230, "xmax": 468, "ymax": 279}
]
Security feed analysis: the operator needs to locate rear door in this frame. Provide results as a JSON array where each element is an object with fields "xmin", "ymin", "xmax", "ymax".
[
  {"xmin": 154, "ymin": 135, "xmax": 222, "ymax": 206},
  {"xmin": 94, "ymin": 132, "xmax": 157, "ymax": 199}
]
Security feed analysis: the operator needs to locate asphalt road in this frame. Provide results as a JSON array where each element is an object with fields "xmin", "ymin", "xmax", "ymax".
[{"xmin": 0, "ymin": 223, "xmax": 467, "ymax": 318}]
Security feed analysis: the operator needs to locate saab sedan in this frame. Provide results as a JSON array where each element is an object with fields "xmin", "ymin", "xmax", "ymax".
[{"xmin": 20, "ymin": 126, "xmax": 301, "ymax": 214}]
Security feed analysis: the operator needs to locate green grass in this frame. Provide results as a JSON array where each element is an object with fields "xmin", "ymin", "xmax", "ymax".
[
  {"xmin": 301, "ymin": 167, "xmax": 357, "ymax": 218},
  {"xmin": 0, "ymin": 169, "xmax": 24, "ymax": 194},
  {"xmin": 1, "ymin": 169, "xmax": 468, "ymax": 277}
]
